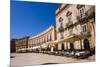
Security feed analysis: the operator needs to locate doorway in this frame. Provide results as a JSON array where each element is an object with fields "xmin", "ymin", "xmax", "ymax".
[
  {"xmin": 61, "ymin": 43, "xmax": 64, "ymax": 50},
  {"xmin": 83, "ymin": 39, "xmax": 90, "ymax": 50},
  {"xmin": 70, "ymin": 43, "xmax": 74, "ymax": 51}
]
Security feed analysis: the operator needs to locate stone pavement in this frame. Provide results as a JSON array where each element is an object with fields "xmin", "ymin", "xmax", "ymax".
[{"xmin": 10, "ymin": 53, "xmax": 95, "ymax": 67}]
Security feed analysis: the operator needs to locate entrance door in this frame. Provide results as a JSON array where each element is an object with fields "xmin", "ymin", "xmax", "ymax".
[
  {"xmin": 70, "ymin": 43, "xmax": 74, "ymax": 51},
  {"xmin": 62, "ymin": 43, "xmax": 64, "ymax": 50},
  {"xmin": 83, "ymin": 39, "xmax": 90, "ymax": 50}
]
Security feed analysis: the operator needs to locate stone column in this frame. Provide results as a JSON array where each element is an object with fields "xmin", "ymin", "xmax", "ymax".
[
  {"xmin": 51, "ymin": 47, "xmax": 54, "ymax": 52},
  {"xmin": 64, "ymin": 42, "xmax": 67, "ymax": 50},
  {"xmin": 81, "ymin": 39, "xmax": 84, "ymax": 49},
  {"xmin": 50, "ymin": 44, "xmax": 54, "ymax": 52},
  {"xmin": 68, "ymin": 42, "xmax": 70, "ymax": 49},
  {"xmin": 58, "ymin": 43, "xmax": 62, "ymax": 50}
]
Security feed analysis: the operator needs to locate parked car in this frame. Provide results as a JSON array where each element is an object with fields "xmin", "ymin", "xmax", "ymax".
[
  {"xmin": 54, "ymin": 51, "xmax": 59, "ymax": 56},
  {"xmin": 74, "ymin": 50, "xmax": 90, "ymax": 59},
  {"xmin": 63, "ymin": 51, "xmax": 70, "ymax": 57}
]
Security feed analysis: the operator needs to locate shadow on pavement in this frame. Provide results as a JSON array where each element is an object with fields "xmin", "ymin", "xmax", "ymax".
[{"xmin": 41, "ymin": 63, "xmax": 59, "ymax": 65}]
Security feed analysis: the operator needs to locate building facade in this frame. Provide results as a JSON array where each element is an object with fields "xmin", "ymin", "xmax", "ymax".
[
  {"xmin": 27, "ymin": 25, "xmax": 55, "ymax": 52},
  {"xmin": 15, "ymin": 36, "xmax": 29, "ymax": 52},
  {"xmin": 10, "ymin": 39, "xmax": 16, "ymax": 53},
  {"xmin": 15, "ymin": 4, "xmax": 95, "ymax": 53},
  {"xmin": 55, "ymin": 4, "xmax": 95, "ymax": 51}
]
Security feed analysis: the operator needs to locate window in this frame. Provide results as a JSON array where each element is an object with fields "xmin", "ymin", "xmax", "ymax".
[
  {"xmin": 79, "ymin": 7, "xmax": 85, "ymax": 18},
  {"xmin": 66, "ymin": 11, "xmax": 72, "ymax": 27},
  {"xmin": 59, "ymin": 17, "xmax": 63, "ymax": 28},
  {"xmin": 58, "ymin": 21, "xmax": 64, "ymax": 32},
  {"xmin": 76, "ymin": 5, "xmax": 85, "ymax": 19},
  {"xmin": 66, "ymin": 11, "xmax": 72, "ymax": 22},
  {"xmin": 58, "ymin": 17, "xmax": 63, "ymax": 28},
  {"xmin": 82, "ymin": 25, "xmax": 87, "ymax": 32},
  {"xmin": 67, "ymin": 13, "xmax": 72, "ymax": 23},
  {"xmin": 60, "ymin": 22, "xmax": 63, "ymax": 27}
]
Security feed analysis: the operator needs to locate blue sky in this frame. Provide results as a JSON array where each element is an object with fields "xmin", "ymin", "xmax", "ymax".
[{"xmin": 10, "ymin": 0, "xmax": 60, "ymax": 38}]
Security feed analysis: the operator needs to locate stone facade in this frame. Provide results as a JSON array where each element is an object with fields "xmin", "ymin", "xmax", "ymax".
[
  {"xmin": 15, "ymin": 36, "xmax": 29, "ymax": 52},
  {"xmin": 55, "ymin": 4, "xmax": 95, "ymax": 51},
  {"xmin": 14, "ymin": 4, "xmax": 95, "ymax": 53},
  {"xmin": 27, "ymin": 25, "xmax": 55, "ymax": 52},
  {"xmin": 10, "ymin": 39, "xmax": 16, "ymax": 53}
]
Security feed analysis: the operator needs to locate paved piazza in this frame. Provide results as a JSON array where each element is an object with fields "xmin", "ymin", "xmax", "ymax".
[{"xmin": 10, "ymin": 53, "xmax": 95, "ymax": 67}]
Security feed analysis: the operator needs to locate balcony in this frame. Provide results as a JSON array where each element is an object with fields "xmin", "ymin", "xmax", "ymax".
[
  {"xmin": 66, "ymin": 21, "xmax": 73, "ymax": 28},
  {"xmin": 77, "ymin": 15, "xmax": 89, "ymax": 24},
  {"xmin": 77, "ymin": 7, "xmax": 95, "ymax": 24},
  {"xmin": 66, "ymin": 33, "xmax": 81, "ymax": 42},
  {"xmin": 81, "ymin": 32, "xmax": 91, "ymax": 37}
]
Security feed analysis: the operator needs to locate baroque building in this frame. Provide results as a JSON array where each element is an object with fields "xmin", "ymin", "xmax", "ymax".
[
  {"xmin": 55, "ymin": 4, "xmax": 95, "ymax": 51},
  {"xmin": 15, "ymin": 36, "xmax": 29, "ymax": 52},
  {"xmin": 27, "ymin": 25, "xmax": 55, "ymax": 52},
  {"xmin": 14, "ymin": 4, "xmax": 95, "ymax": 53}
]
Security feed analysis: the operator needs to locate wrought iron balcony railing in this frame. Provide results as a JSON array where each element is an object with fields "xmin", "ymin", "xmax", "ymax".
[
  {"xmin": 77, "ymin": 7, "xmax": 95, "ymax": 23},
  {"xmin": 77, "ymin": 15, "xmax": 89, "ymax": 24},
  {"xmin": 66, "ymin": 21, "xmax": 73, "ymax": 28},
  {"xmin": 81, "ymin": 31, "xmax": 91, "ymax": 37}
]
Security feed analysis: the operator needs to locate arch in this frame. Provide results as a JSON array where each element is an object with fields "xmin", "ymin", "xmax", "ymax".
[
  {"xmin": 83, "ymin": 39, "xmax": 90, "ymax": 50},
  {"xmin": 70, "ymin": 43, "xmax": 74, "ymax": 51},
  {"xmin": 61, "ymin": 43, "xmax": 64, "ymax": 50}
]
